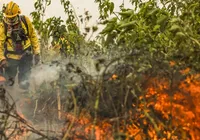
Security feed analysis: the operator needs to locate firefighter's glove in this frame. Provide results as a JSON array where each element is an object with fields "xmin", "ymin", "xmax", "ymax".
[
  {"xmin": 0, "ymin": 59, "xmax": 7, "ymax": 68},
  {"xmin": 34, "ymin": 54, "xmax": 40, "ymax": 65}
]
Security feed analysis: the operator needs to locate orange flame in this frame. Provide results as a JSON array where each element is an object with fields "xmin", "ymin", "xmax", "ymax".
[{"xmin": 144, "ymin": 73, "xmax": 200, "ymax": 139}]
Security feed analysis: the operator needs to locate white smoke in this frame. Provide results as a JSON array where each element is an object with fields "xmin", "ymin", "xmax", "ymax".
[{"xmin": 30, "ymin": 63, "xmax": 62, "ymax": 87}]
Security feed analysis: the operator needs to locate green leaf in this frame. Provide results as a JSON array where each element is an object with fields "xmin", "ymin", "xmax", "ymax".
[
  {"xmin": 100, "ymin": 23, "xmax": 115, "ymax": 34},
  {"xmin": 110, "ymin": 2, "xmax": 114, "ymax": 14},
  {"xmin": 153, "ymin": 25, "xmax": 160, "ymax": 32},
  {"xmin": 118, "ymin": 21, "xmax": 137, "ymax": 29},
  {"xmin": 170, "ymin": 17, "xmax": 180, "ymax": 23},
  {"xmin": 118, "ymin": 10, "xmax": 134, "ymax": 17},
  {"xmin": 157, "ymin": 15, "xmax": 168, "ymax": 25},
  {"xmin": 147, "ymin": 8, "xmax": 159, "ymax": 16},
  {"xmin": 108, "ymin": 17, "xmax": 118, "ymax": 23},
  {"xmin": 92, "ymin": 26, "xmax": 98, "ymax": 32},
  {"xmin": 169, "ymin": 25, "xmax": 181, "ymax": 33},
  {"xmin": 175, "ymin": 32, "xmax": 186, "ymax": 39}
]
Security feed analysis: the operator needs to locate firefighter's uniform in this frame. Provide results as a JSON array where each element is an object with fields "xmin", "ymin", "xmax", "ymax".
[{"xmin": 0, "ymin": 1, "xmax": 40, "ymax": 89}]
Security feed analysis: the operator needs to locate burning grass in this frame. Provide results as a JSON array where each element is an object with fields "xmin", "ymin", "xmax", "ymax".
[
  {"xmin": 122, "ymin": 72, "xmax": 200, "ymax": 139},
  {"xmin": 1, "ymin": 61, "xmax": 200, "ymax": 140},
  {"xmin": 58, "ymin": 67, "xmax": 200, "ymax": 139}
]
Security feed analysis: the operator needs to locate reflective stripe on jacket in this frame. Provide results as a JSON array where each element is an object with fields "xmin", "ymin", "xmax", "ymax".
[{"xmin": 0, "ymin": 16, "xmax": 40, "ymax": 60}]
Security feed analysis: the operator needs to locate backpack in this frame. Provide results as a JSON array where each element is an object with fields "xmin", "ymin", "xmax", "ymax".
[
  {"xmin": 3, "ymin": 15, "xmax": 29, "ymax": 38},
  {"xmin": 3, "ymin": 15, "xmax": 30, "ymax": 55}
]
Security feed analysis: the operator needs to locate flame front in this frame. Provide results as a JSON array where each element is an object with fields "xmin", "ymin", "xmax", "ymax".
[{"xmin": 61, "ymin": 72, "xmax": 200, "ymax": 139}]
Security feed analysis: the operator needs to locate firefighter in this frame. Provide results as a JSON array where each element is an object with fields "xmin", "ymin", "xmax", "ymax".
[
  {"xmin": 0, "ymin": 1, "xmax": 40, "ymax": 90},
  {"xmin": 51, "ymin": 25, "xmax": 71, "ymax": 57},
  {"xmin": 53, "ymin": 36, "xmax": 71, "ymax": 57}
]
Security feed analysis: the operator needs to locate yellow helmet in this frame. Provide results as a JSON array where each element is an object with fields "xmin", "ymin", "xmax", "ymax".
[{"xmin": 3, "ymin": 1, "xmax": 21, "ymax": 18}]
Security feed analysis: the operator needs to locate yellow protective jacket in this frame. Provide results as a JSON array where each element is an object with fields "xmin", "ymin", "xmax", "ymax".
[{"xmin": 0, "ymin": 15, "xmax": 40, "ymax": 61}]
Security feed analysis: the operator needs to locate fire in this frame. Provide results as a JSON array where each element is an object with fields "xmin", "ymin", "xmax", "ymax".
[
  {"xmin": 62, "ymin": 111, "xmax": 113, "ymax": 140},
  {"xmin": 109, "ymin": 74, "xmax": 118, "ymax": 81},
  {"xmin": 61, "ymin": 69, "xmax": 200, "ymax": 139},
  {"xmin": 3, "ymin": 67, "xmax": 200, "ymax": 139},
  {"xmin": 144, "ymin": 73, "xmax": 200, "ymax": 139},
  {"xmin": 5, "ymin": 112, "xmax": 30, "ymax": 140}
]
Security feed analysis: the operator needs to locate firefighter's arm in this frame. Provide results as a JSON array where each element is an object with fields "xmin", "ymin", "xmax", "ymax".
[
  {"xmin": 25, "ymin": 16, "xmax": 40, "ymax": 55},
  {"xmin": 0, "ymin": 23, "xmax": 6, "ymax": 61}
]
